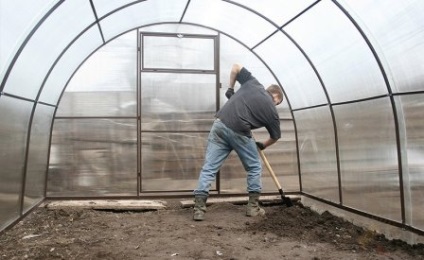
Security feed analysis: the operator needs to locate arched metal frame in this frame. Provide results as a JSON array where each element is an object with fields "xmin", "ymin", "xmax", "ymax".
[{"xmin": 0, "ymin": 0, "xmax": 423, "ymax": 236}]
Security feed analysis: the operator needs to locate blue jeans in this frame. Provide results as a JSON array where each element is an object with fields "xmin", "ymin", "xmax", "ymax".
[{"xmin": 194, "ymin": 119, "xmax": 262, "ymax": 196}]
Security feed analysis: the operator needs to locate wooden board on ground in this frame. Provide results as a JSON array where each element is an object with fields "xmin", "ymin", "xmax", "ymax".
[
  {"xmin": 41, "ymin": 200, "xmax": 167, "ymax": 211},
  {"xmin": 180, "ymin": 195, "xmax": 300, "ymax": 208}
]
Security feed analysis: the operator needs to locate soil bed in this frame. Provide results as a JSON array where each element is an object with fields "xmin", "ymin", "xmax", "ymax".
[{"xmin": 1, "ymin": 199, "xmax": 423, "ymax": 259}]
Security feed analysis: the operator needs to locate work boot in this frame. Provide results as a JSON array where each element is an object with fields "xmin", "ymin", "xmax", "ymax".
[
  {"xmin": 193, "ymin": 195, "xmax": 207, "ymax": 221},
  {"xmin": 246, "ymin": 193, "xmax": 265, "ymax": 217}
]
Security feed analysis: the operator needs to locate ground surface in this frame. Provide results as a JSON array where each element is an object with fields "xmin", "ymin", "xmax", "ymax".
[{"xmin": 1, "ymin": 199, "xmax": 424, "ymax": 260}]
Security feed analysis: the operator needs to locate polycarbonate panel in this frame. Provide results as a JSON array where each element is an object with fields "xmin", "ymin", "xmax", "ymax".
[
  {"xmin": 230, "ymin": 0, "xmax": 316, "ymax": 27},
  {"xmin": 219, "ymin": 35, "xmax": 273, "ymax": 90},
  {"xmin": 57, "ymin": 92, "xmax": 136, "ymax": 117},
  {"xmin": 0, "ymin": 0, "xmax": 58, "ymax": 81},
  {"xmin": 2, "ymin": 0, "xmax": 96, "ymax": 100},
  {"xmin": 141, "ymin": 132, "xmax": 209, "ymax": 192},
  {"xmin": 220, "ymin": 122, "xmax": 299, "ymax": 194},
  {"xmin": 218, "ymin": 35, "xmax": 293, "ymax": 119},
  {"xmin": 334, "ymin": 98, "xmax": 400, "ymax": 221},
  {"xmin": 0, "ymin": 96, "xmax": 32, "ymax": 230},
  {"xmin": 56, "ymin": 31, "xmax": 137, "ymax": 117},
  {"xmin": 92, "ymin": 0, "xmax": 140, "ymax": 17},
  {"xmin": 219, "ymin": 34, "xmax": 283, "ymax": 104},
  {"xmin": 143, "ymin": 35, "xmax": 215, "ymax": 70},
  {"xmin": 141, "ymin": 73, "xmax": 216, "ymax": 132},
  {"xmin": 99, "ymin": 0, "xmax": 187, "ymax": 41},
  {"xmin": 23, "ymin": 104, "xmax": 55, "ymax": 213},
  {"xmin": 47, "ymin": 119, "xmax": 137, "ymax": 197},
  {"xmin": 65, "ymin": 30, "xmax": 136, "ymax": 93},
  {"xmin": 285, "ymin": 0, "xmax": 388, "ymax": 103},
  {"xmin": 396, "ymin": 95, "xmax": 424, "ymax": 230},
  {"xmin": 256, "ymin": 31, "xmax": 327, "ymax": 109},
  {"xmin": 276, "ymin": 103, "xmax": 292, "ymax": 120},
  {"xmin": 340, "ymin": 0, "xmax": 424, "ymax": 93},
  {"xmin": 184, "ymin": 0, "xmax": 277, "ymax": 48},
  {"xmin": 295, "ymin": 107, "xmax": 339, "ymax": 202},
  {"xmin": 39, "ymin": 26, "xmax": 104, "ymax": 105}
]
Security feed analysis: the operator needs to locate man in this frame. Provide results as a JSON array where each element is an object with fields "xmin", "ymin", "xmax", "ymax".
[{"xmin": 193, "ymin": 63, "xmax": 283, "ymax": 221}]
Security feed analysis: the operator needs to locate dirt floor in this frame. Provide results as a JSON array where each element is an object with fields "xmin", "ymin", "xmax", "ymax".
[{"xmin": 1, "ymin": 198, "xmax": 424, "ymax": 260}]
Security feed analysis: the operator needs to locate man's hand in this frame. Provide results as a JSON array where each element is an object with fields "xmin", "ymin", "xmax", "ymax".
[
  {"xmin": 255, "ymin": 142, "xmax": 266, "ymax": 150},
  {"xmin": 225, "ymin": 88, "xmax": 234, "ymax": 99}
]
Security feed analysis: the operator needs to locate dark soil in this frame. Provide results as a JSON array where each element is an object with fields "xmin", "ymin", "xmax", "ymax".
[{"xmin": 1, "ymin": 199, "xmax": 423, "ymax": 260}]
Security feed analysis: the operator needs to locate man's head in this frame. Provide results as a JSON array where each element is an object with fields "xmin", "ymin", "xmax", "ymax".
[{"xmin": 267, "ymin": 84, "xmax": 284, "ymax": 106}]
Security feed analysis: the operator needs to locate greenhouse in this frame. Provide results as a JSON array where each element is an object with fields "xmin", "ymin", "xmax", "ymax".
[{"xmin": 1, "ymin": 0, "xmax": 423, "ymax": 257}]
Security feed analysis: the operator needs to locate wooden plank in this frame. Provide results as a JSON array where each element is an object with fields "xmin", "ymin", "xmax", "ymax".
[
  {"xmin": 41, "ymin": 200, "xmax": 167, "ymax": 211},
  {"xmin": 180, "ymin": 195, "xmax": 300, "ymax": 208}
]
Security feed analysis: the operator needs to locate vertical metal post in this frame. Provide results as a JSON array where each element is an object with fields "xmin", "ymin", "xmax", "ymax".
[
  {"xmin": 215, "ymin": 33, "xmax": 221, "ymax": 194},
  {"xmin": 137, "ymin": 29, "xmax": 142, "ymax": 196}
]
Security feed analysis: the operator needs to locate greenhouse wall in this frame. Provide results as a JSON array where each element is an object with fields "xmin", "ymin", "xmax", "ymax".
[{"xmin": 1, "ymin": 0, "xmax": 423, "ymax": 242}]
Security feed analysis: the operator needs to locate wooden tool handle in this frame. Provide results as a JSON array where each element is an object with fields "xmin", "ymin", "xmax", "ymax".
[{"xmin": 258, "ymin": 148, "xmax": 282, "ymax": 190}]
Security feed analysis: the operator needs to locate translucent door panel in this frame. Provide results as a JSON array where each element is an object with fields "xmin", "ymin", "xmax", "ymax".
[
  {"xmin": 139, "ymin": 31, "xmax": 218, "ymax": 193},
  {"xmin": 143, "ymin": 34, "xmax": 215, "ymax": 71},
  {"xmin": 140, "ymin": 72, "xmax": 216, "ymax": 192},
  {"xmin": 141, "ymin": 132, "xmax": 210, "ymax": 192},
  {"xmin": 140, "ymin": 73, "xmax": 216, "ymax": 132}
]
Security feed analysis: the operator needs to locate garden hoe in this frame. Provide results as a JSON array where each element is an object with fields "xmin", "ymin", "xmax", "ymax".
[{"xmin": 257, "ymin": 147, "xmax": 294, "ymax": 207}]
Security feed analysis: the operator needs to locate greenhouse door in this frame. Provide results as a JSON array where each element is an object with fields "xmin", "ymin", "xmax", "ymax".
[{"xmin": 138, "ymin": 32, "xmax": 220, "ymax": 193}]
